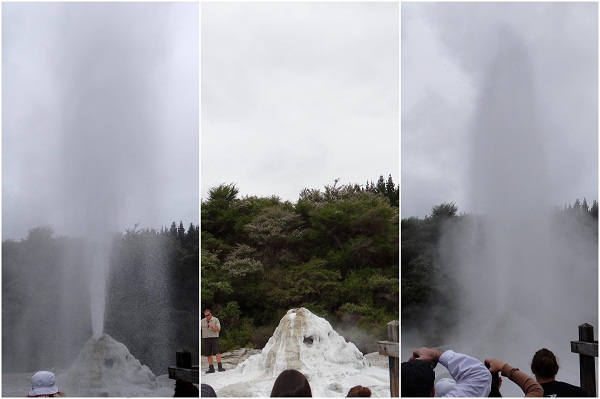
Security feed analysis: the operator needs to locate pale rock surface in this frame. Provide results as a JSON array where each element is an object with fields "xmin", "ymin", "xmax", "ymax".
[
  {"xmin": 63, "ymin": 333, "xmax": 159, "ymax": 397},
  {"xmin": 2, "ymin": 334, "xmax": 179, "ymax": 397},
  {"xmin": 201, "ymin": 308, "xmax": 391, "ymax": 397}
]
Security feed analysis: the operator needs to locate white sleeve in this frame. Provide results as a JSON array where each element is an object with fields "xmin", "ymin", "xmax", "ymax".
[{"xmin": 439, "ymin": 350, "xmax": 491, "ymax": 397}]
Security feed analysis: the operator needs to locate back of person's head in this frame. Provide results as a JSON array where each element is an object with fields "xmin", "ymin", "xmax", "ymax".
[
  {"xmin": 270, "ymin": 369, "xmax": 312, "ymax": 397},
  {"xmin": 434, "ymin": 378, "xmax": 455, "ymax": 397},
  {"xmin": 28, "ymin": 371, "xmax": 60, "ymax": 397},
  {"xmin": 346, "ymin": 385, "xmax": 372, "ymax": 397},
  {"xmin": 531, "ymin": 348, "xmax": 559, "ymax": 378},
  {"xmin": 200, "ymin": 383, "xmax": 217, "ymax": 397},
  {"xmin": 402, "ymin": 359, "xmax": 435, "ymax": 397}
]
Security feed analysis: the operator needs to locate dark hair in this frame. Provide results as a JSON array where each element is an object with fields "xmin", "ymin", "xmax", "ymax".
[
  {"xmin": 485, "ymin": 361, "xmax": 502, "ymax": 397},
  {"xmin": 174, "ymin": 380, "xmax": 200, "ymax": 397},
  {"xmin": 531, "ymin": 348, "xmax": 559, "ymax": 378},
  {"xmin": 200, "ymin": 383, "xmax": 217, "ymax": 397},
  {"xmin": 346, "ymin": 385, "xmax": 371, "ymax": 397},
  {"xmin": 270, "ymin": 369, "xmax": 312, "ymax": 397},
  {"xmin": 401, "ymin": 360, "xmax": 435, "ymax": 397}
]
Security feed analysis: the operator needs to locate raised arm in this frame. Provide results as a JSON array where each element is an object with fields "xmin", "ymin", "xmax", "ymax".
[
  {"xmin": 485, "ymin": 358, "xmax": 543, "ymax": 397},
  {"xmin": 410, "ymin": 348, "xmax": 491, "ymax": 397},
  {"xmin": 439, "ymin": 350, "xmax": 491, "ymax": 397}
]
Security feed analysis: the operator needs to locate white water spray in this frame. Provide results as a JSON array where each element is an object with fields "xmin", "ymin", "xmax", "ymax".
[{"xmin": 89, "ymin": 241, "xmax": 109, "ymax": 339}]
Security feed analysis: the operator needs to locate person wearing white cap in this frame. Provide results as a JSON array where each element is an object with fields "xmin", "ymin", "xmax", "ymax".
[{"xmin": 28, "ymin": 371, "xmax": 61, "ymax": 397}]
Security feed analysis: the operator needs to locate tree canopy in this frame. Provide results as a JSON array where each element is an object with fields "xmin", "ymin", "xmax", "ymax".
[
  {"xmin": 401, "ymin": 198, "xmax": 598, "ymax": 334},
  {"xmin": 2, "ymin": 222, "xmax": 199, "ymax": 374}
]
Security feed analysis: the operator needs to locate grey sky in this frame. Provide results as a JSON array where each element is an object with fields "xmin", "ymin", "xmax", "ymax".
[
  {"xmin": 201, "ymin": 2, "xmax": 399, "ymax": 202},
  {"xmin": 402, "ymin": 3, "xmax": 598, "ymax": 218},
  {"xmin": 3, "ymin": 3, "xmax": 199, "ymax": 240}
]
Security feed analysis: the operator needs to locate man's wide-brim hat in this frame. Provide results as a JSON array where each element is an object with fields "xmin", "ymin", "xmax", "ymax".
[{"xmin": 28, "ymin": 371, "xmax": 59, "ymax": 397}]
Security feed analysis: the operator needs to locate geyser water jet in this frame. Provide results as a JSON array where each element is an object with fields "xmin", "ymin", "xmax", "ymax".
[{"xmin": 89, "ymin": 239, "xmax": 109, "ymax": 339}]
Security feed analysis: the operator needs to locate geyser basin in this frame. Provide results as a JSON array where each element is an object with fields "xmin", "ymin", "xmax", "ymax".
[
  {"xmin": 64, "ymin": 333, "xmax": 157, "ymax": 397},
  {"xmin": 203, "ymin": 308, "xmax": 389, "ymax": 397}
]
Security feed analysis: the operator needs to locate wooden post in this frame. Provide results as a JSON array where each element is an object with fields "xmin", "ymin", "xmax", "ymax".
[
  {"xmin": 378, "ymin": 320, "xmax": 399, "ymax": 397},
  {"xmin": 176, "ymin": 349, "xmax": 192, "ymax": 368},
  {"xmin": 571, "ymin": 323, "xmax": 596, "ymax": 397},
  {"xmin": 168, "ymin": 349, "xmax": 199, "ymax": 384}
]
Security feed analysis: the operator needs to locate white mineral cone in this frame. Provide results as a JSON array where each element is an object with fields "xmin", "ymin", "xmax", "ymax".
[
  {"xmin": 238, "ymin": 307, "xmax": 368, "ymax": 377},
  {"xmin": 64, "ymin": 333, "xmax": 157, "ymax": 396}
]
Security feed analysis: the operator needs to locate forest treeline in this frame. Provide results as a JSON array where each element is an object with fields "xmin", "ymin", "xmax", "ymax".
[
  {"xmin": 402, "ymin": 199, "xmax": 598, "ymax": 328},
  {"xmin": 2, "ymin": 222, "xmax": 199, "ymax": 374},
  {"xmin": 201, "ymin": 175, "xmax": 399, "ymax": 353}
]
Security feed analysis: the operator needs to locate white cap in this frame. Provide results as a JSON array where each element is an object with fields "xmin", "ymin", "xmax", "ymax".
[{"xmin": 28, "ymin": 371, "xmax": 59, "ymax": 397}]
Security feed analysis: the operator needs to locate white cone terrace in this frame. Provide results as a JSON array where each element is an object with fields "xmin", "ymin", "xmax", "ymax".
[{"xmin": 202, "ymin": 308, "xmax": 391, "ymax": 397}]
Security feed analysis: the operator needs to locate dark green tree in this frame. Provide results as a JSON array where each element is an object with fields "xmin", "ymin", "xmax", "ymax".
[
  {"xmin": 430, "ymin": 202, "xmax": 458, "ymax": 218},
  {"xmin": 591, "ymin": 200, "xmax": 598, "ymax": 219}
]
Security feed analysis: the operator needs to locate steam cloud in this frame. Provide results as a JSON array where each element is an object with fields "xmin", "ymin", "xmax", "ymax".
[
  {"xmin": 3, "ymin": 2, "xmax": 198, "ymax": 373},
  {"xmin": 402, "ymin": 21, "xmax": 597, "ymax": 396}
]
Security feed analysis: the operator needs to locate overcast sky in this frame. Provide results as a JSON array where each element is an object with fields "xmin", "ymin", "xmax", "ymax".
[
  {"xmin": 3, "ymin": 3, "xmax": 199, "ymax": 240},
  {"xmin": 201, "ymin": 2, "xmax": 399, "ymax": 202},
  {"xmin": 402, "ymin": 3, "xmax": 598, "ymax": 218}
]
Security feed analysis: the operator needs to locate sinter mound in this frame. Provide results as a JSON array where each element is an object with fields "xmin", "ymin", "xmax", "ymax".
[{"xmin": 64, "ymin": 333, "xmax": 157, "ymax": 396}]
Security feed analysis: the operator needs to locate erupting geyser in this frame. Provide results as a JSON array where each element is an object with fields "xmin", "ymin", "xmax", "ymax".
[
  {"xmin": 3, "ymin": 3, "xmax": 197, "ymax": 395},
  {"xmin": 430, "ymin": 27, "xmax": 598, "ymax": 394}
]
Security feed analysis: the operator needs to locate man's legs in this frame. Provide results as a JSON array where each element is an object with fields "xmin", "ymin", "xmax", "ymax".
[
  {"xmin": 215, "ymin": 353, "xmax": 221, "ymax": 363},
  {"xmin": 204, "ymin": 338, "xmax": 215, "ymax": 373},
  {"xmin": 207, "ymin": 355, "xmax": 214, "ymax": 366}
]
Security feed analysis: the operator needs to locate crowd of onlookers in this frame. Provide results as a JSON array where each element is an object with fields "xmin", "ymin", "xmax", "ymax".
[
  {"xmin": 402, "ymin": 346, "xmax": 590, "ymax": 397},
  {"xmin": 26, "ymin": 346, "xmax": 588, "ymax": 397}
]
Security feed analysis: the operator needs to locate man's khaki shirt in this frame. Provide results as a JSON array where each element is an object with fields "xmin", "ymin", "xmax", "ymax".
[{"xmin": 201, "ymin": 316, "xmax": 220, "ymax": 338}]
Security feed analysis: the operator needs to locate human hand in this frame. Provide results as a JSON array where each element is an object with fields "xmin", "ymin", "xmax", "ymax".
[
  {"xmin": 409, "ymin": 347, "xmax": 443, "ymax": 367},
  {"xmin": 484, "ymin": 358, "xmax": 506, "ymax": 374}
]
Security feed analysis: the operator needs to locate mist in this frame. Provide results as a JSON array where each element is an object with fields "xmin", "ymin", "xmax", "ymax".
[
  {"xmin": 3, "ymin": 2, "xmax": 199, "ymax": 240},
  {"xmin": 402, "ymin": 2, "xmax": 597, "ymax": 219},
  {"xmin": 402, "ymin": 23, "xmax": 597, "ymax": 396}
]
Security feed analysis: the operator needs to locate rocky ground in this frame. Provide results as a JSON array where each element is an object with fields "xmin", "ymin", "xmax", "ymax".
[
  {"xmin": 200, "ymin": 348, "xmax": 262, "ymax": 371},
  {"xmin": 200, "ymin": 347, "xmax": 389, "ymax": 373}
]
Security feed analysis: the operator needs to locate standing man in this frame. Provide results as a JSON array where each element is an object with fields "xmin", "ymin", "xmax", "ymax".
[{"xmin": 201, "ymin": 309, "xmax": 225, "ymax": 373}]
